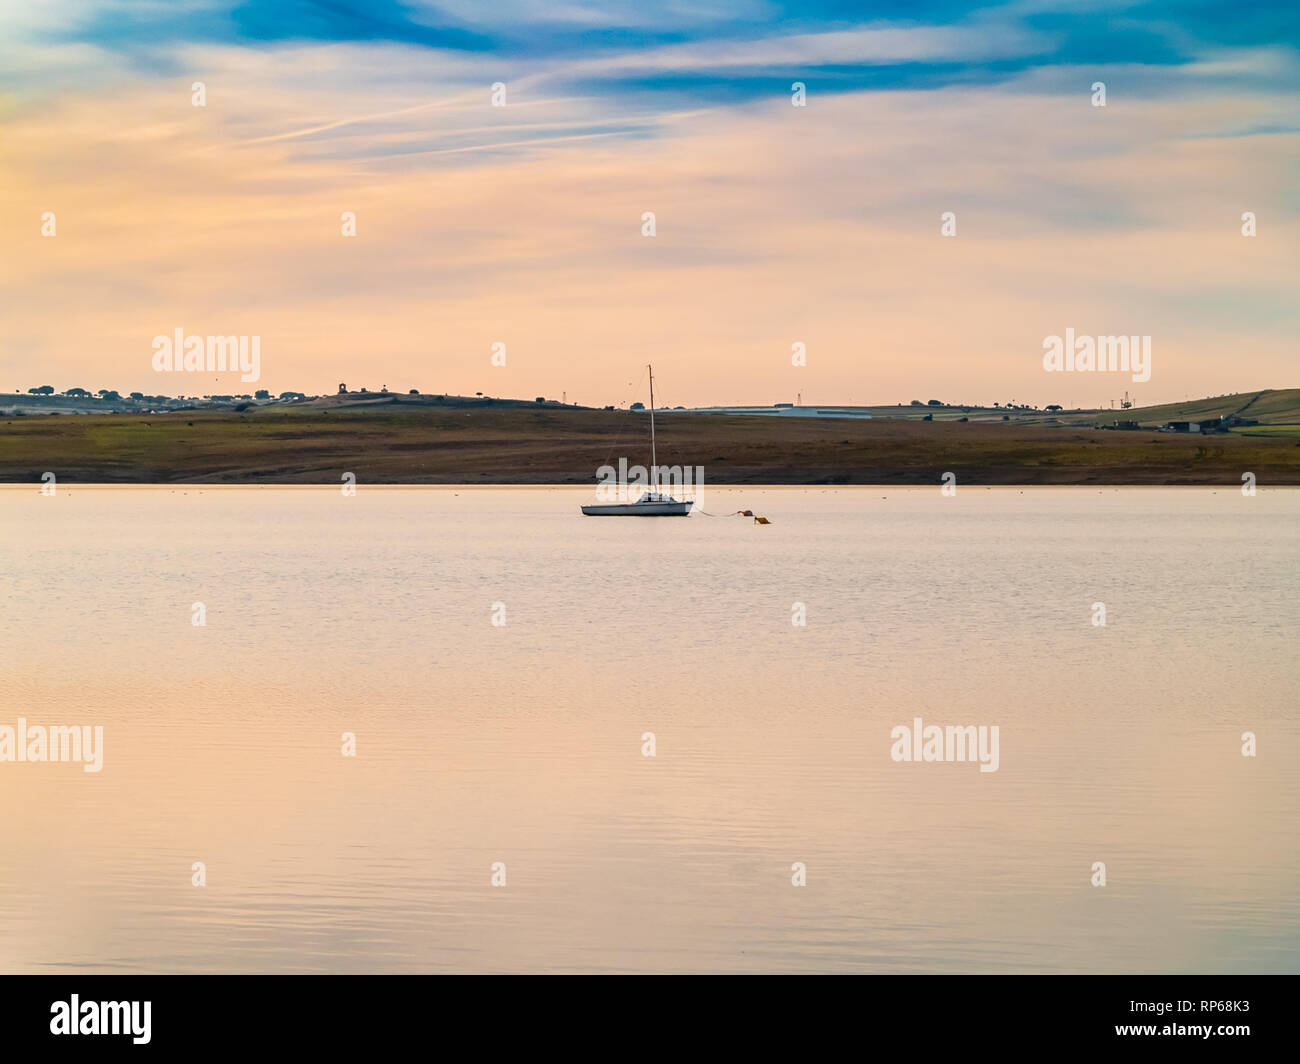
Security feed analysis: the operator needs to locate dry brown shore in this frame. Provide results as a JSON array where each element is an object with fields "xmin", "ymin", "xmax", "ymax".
[{"xmin": 2, "ymin": 405, "xmax": 1299, "ymax": 485}]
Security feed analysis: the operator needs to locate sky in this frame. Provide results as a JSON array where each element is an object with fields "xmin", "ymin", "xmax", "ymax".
[{"xmin": 1, "ymin": 0, "xmax": 1296, "ymax": 408}]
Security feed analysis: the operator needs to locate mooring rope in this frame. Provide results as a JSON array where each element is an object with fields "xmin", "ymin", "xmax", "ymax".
[{"xmin": 694, "ymin": 508, "xmax": 771, "ymax": 524}]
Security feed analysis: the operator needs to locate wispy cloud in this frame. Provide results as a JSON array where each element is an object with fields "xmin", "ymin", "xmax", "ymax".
[{"xmin": 2, "ymin": 2, "xmax": 1297, "ymax": 403}]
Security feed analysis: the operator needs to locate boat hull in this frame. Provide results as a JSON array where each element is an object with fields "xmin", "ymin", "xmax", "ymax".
[{"xmin": 581, "ymin": 501, "xmax": 693, "ymax": 517}]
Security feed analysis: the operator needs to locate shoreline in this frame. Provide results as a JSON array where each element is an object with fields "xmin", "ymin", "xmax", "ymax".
[
  {"xmin": 3, "ymin": 483, "xmax": 1297, "ymax": 491},
  {"xmin": 4, "ymin": 407, "xmax": 1300, "ymax": 486}
]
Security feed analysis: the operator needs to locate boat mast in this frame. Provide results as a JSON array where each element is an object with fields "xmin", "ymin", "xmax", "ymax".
[{"xmin": 648, "ymin": 363, "xmax": 657, "ymax": 487}]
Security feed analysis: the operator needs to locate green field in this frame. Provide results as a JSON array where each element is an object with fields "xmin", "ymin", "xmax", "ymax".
[
  {"xmin": 4, "ymin": 400, "xmax": 1300, "ymax": 484},
  {"xmin": 1066, "ymin": 388, "xmax": 1300, "ymax": 428},
  {"xmin": 1229, "ymin": 423, "xmax": 1300, "ymax": 438}
]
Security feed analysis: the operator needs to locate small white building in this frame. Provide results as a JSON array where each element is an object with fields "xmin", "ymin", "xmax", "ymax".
[{"xmin": 670, "ymin": 405, "xmax": 873, "ymax": 420}]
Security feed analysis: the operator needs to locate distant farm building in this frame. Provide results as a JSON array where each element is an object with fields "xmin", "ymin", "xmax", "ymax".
[{"xmin": 670, "ymin": 405, "xmax": 873, "ymax": 420}]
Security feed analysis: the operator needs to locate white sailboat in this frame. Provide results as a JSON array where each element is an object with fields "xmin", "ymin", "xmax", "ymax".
[{"xmin": 581, "ymin": 365, "xmax": 694, "ymax": 517}]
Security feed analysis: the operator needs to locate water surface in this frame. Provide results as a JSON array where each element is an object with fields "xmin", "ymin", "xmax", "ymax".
[{"xmin": 1, "ymin": 486, "xmax": 1296, "ymax": 972}]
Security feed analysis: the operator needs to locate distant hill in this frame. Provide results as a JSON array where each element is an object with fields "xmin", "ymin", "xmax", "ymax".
[
  {"xmin": 304, "ymin": 392, "xmax": 576, "ymax": 411},
  {"xmin": 6, "ymin": 403, "xmax": 1300, "ymax": 484},
  {"xmin": 0, "ymin": 389, "xmax": 579, "ymax": 416},
  {"xmin": 1066, "ymin": 389, "xmax": 1300, "ymax": 428},
  {"xmin": 4, "ymin": 386, "xmax": 1296, "ymax": 433}
]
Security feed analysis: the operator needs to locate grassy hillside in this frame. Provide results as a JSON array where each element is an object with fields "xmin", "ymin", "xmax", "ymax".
[
  {"xmin": 3, "ymin": 404, "xmax": 1300, "ymax": 484},
  {"xmin": 1067, "ymin": 388, "xmax": 1300, "ymax": 427}
]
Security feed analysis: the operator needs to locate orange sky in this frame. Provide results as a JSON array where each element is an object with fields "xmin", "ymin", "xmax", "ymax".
[{"xmin": 2, "ymin": 34, "xmax": 1296, "ymax": 408}]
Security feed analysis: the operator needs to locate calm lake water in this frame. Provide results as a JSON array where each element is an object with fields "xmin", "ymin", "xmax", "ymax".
[{"xmin": 1, "ymin": 486, "xmax": 1297, "ymax": 973}]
